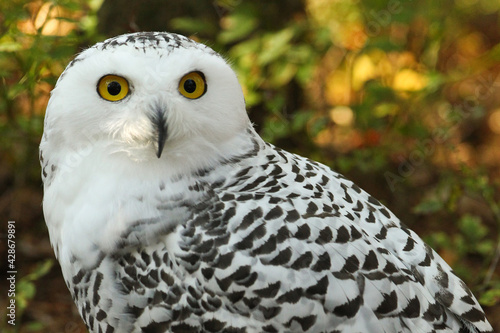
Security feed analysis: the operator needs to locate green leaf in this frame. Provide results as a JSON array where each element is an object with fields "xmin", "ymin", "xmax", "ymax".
[
  {"xmin": 424, "ymin": 231, "xmax": 452, "ymax": 250},
  {"xmin": 229, "ymin": 37, "xmax": 260, "ymax": 60},
  {"xmin": 257, "ymin": 28, "xmax": 295, "ymax": 65},
  {"xmin": 487, "ymin": 41, "xmax": 500, "ymax": 61},
  {"xmin": 476, "ymin": 240, "xmax": 495, "ymax": 256},
  {"xmin": 374, "ymin": 102, "xmax": 399, "ymax": 117},
  {"xmin": 170, "ymin": 17, "xmax": 217, "ymax": 36},
  {"xmin": 17, "ymin": 280, "xmax": 36, "ymax": 300},
  {"xmin": 26, "ymin": 321, "xmax": 45, "ymax": 331},
  {"xmin": 23, "ymin": 259, "xmax": 54, "ymax": 281},
  {"xmin": 291, "ymin": 111, "xmax": 313, "ymax": 132},
  {"xmin": 218, "ymin": 12, "xmax": 258, "ymax": 44},
  {"xmin": 458, "ymin": 214, "xmax": 487, "ymax": 242},
  {"xmin": 269, "ymin": 61, "xmax": 297, "ymax": 86},
  {"xmin": 413, "ymin": 199, "xmax": 444, "ymax": 214},
  {"xmin": 479, "ymin": 288, "xmax": 500, "ymax": 306},
  {"xmin": 0, "ymin": 41, "xmax": 23, "ymax": 52}
]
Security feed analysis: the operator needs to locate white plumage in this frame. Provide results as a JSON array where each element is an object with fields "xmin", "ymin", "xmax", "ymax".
[{"xmin": 40, "ymin": 32, "xmax": 492, "ymax": 333}]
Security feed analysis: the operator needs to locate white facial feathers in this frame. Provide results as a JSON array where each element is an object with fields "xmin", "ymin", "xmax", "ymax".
[{"xmin": 43, "ymin": 32, "xmax": 248, "ymax": 166}]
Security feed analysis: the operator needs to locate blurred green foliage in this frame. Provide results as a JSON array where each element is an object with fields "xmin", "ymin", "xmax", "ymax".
[
  {"xmin": 1, "ymin": 0, "xmax": 500, "ymax": 330},
  {"xmin": 1, "ymin": 259, "xmax": 53, "ymax": 332},
  {"xmin": 0, "ymin": 0, "xmax": 102, "ymax": 185}
]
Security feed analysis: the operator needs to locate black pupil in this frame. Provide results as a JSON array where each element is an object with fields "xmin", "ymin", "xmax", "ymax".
[
  {"xmin": 107, "ymin": 81, "xmax": 122, "ymax": 96},
  {"xmin": 184, "ymin": 79, "xmax": 197, "ymax": 93}
]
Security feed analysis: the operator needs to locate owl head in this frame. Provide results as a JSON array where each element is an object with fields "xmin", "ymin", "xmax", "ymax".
[{"xmin": 41, "ymin": 32, "xmax": 249, "ymax": 174}]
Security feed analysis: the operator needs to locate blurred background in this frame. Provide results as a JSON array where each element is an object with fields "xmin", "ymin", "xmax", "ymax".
[{"xmin": 1, "ymin": 0, "xmax": 500, "ymax": 331}]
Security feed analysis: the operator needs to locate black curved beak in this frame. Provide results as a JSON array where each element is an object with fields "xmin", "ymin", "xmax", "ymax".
[{"xmin": 150, "ymin": 108, "xmax": 168, "ymax": 158}]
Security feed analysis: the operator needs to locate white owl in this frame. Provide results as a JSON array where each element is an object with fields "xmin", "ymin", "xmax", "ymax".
[{"xmin": 40, "ymin": 32, "xmax": 493, "ymax": 333}]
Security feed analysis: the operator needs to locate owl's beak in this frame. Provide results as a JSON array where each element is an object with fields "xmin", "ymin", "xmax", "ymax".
[
  {"xmin": 156, "ymin": 123, "xmax": 167, "ymax": 158},
  {"xmin": 150, "ymin": 109, "xmax": 168, "ymax": 158}
]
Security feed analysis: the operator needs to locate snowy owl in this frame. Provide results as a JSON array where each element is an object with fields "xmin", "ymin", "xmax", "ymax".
[{"xmin": 40, "ymin": 32, "xmax": 492, "ymax": 333}]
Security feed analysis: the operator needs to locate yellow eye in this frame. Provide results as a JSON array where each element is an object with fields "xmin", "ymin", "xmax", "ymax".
[
  {"xmin": 178, "ymin": 71, "xmax": 206, "ymax": 99},
  {"xmin": 97, "ymin": 75, "xmax": 129, "ymax": 102}
]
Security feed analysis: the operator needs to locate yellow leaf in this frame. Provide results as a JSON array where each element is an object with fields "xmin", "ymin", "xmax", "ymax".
[
  {"xmin": 329, "ymin": 106, "xmax": 354, "ymax": 126},
  {"xmin": 325, "ymin": 70, "xmax": 352, "ymax": 105},
  {"xmin": 392, "ymin": 69, "xmax": 427, "ymax": 91},
  {"xmin": 352, "ymin": 54, "xmax": 376, "ymax": 90}
]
